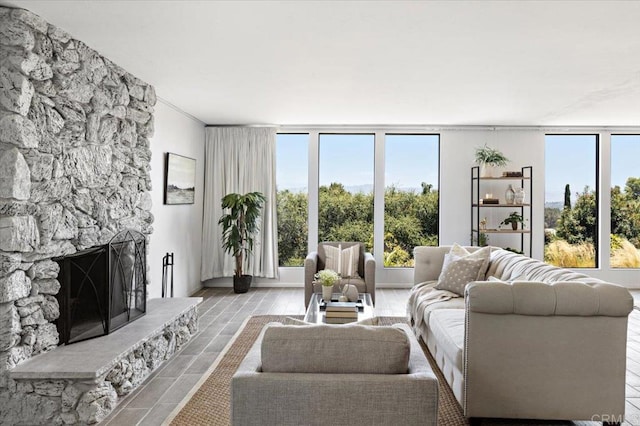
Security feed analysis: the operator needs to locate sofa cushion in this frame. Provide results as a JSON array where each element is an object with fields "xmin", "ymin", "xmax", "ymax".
[
  {"xmin": 261, "ymin": 323, "xmax": 410, "ymax": 374},
  {"xmin": 324, "ymin": 244, "xmax": 360, "ymax": 278},
  {"xmin": 448, "ymin": 243, "xmax": 492, "ymax": 280},
  {"xmin": 423, "ymin": 297, "xmax": 465, "ymax": 327},
  {"xmin": 428, "ymin": 309, "xmax": 465, "ymax": 372},
  {"xmin": 313, "ymin": 276, "xmax": 366, "ymax": 294},
  {"xmin": 435, "ymin": 255, "xmax": 487, "ymax": 295}
]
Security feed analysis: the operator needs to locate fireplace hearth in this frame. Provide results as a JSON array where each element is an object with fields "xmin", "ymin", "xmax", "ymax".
[{"xmin": 54, "ymin": 229, "xmax": 147, "ymax": 345}]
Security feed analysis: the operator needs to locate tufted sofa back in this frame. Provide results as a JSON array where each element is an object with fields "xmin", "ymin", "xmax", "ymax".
[
  {"xmin": 485, "ymin": 249, "xmax": 604, "ymax": 284},
  {"xmin": 413, "ymin": 245, "xmax": 608, "ymax": 286},
  {"xmin": 413, "ymin": 245, "xmax": 484, "ymax": 284},
  {"xmin": 466, "ymin": 280, "xmax": 633, "ymax": 317}
]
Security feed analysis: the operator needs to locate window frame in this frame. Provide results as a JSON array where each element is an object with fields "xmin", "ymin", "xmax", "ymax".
[
  {"xmin": 609, "ymin": 133, "xmax": 640, "ymax": 269},
  {"xmin": 383, "ymin": 133, "xmax": 441, "ymax": 268},
  {"xmin": 275, "ymin": 130, "xmax": 441, "ymax": 273},
  {"xmin": 275, "ymin": 133, "xmax": 310, "ymax": 268},
  {"xmin": 544, "ymin": 133, "xmax": 600, "ymax": 268},
  {"xmin": 317, "ymin": 132, "xmax": 376, "ymax": 254}
]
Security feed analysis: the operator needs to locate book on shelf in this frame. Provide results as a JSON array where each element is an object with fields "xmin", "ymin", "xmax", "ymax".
[
  {"xmin": 325, "ymin": 302, "xmax": 358, "ymax": 312},
  {"xmin": 480, "ymin": 198, "xmax": 499, "ymax": 204},
  {"xmin": 325, "ymin": 316, "xmax": 357, "ymax": 324},
  {"xmin": 325, "ymin": 310, "xmax": 358, "ymax": 318}
]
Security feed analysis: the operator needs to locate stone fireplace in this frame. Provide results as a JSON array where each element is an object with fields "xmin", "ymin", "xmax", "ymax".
[{"xmin": 0, "ymin": 6, "xmax": 185, "ymax": 424}]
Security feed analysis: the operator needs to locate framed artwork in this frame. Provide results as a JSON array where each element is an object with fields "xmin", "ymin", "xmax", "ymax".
[{"xmin": 164, "ymin": 153, "xmax": 196, "ymax": 205}]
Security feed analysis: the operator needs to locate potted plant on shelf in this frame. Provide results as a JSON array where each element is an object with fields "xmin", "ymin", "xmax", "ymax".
[
  {"xmin": 500, "ymin": 211, "xmax": 525, "ymax": 230},
  {"xmin": 475, "ymin": 144, "xmax": 509, "ymax": 177},
  {"xmin": 314, "ymin": 269, "xmax": 340, "ymax": 301},
  {"xmin": 219, "ymin": 191, "xmax": 266, "ymax": 293}
]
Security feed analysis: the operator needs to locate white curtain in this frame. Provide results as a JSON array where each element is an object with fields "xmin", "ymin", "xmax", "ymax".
[{"xmin": 201, "ymin": 127, "xmax": 279, "ymax": 280}]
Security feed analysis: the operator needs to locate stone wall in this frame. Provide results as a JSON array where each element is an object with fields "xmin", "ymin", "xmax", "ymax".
[
  {"xmin": 4, "ymin": 306, "xmax": 198, "ymax": 425},
  {"xmin": 0, "ymin": 6, "xmax": 155, "ymax": 423}
]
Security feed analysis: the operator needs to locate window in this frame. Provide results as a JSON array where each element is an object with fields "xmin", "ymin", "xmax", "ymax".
[
  {"xmin": 276, "ymin": 134, "xmax": 309, "ymax": 266},
  {"xmin": 276, "ymin": 130, "xmax": 441, "ymax": 270},
  {"xmin": 610, "ymin": 135, "xmax": 640, "ymax": 268},
  {"xmin": 544, "ymin": 135, "xmax": 598, "ymax": 268},
  {"xmin": 384, "ymin": 134, "xmax": 439, "ymax": 267},
  {"xmin": 318, "ymin": 134, "xmax": 375, "ymax": 251}
]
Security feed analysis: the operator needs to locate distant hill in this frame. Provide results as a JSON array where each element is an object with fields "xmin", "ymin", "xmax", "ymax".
[
  {"xmin": 279, "ymin": 184, "xmax": 427, "ymax": 194},
  {"xmin": 545, "ymin": 202, "xmax": 564, "ymax": 210},
  {"xmin": 345, "ymin": 184, "xmax": 374, "ymax": 194}
]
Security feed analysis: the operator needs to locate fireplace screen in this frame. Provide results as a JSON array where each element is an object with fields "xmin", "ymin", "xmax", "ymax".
[{"xmin": 55, "ymin": 230, "xmax": 147, "ymax": 345}]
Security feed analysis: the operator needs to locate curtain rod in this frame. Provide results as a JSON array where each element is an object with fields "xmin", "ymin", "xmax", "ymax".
[
  {"xmin": 205, "ymin": 124, "xmax": 640, "ymax": 132},
  {"xmin": 205, "ymin": 124, "xmax": 279, "ymax": 128}
]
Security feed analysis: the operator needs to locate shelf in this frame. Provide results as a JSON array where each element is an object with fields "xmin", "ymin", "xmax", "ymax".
[
  {"xmin": 471, "ymin": 165, "xmax": 533, "ymax": 257},
  {"xmin": 473, "ymin": 203, "xmax": 530, "ymax": 207},
  {"xmin": 473, "ymin": 176, "xmax": 531, "ymax": 180},
  {"xmin": 473, "ymin": 229, "xmax": 531, "ymax": 234}
]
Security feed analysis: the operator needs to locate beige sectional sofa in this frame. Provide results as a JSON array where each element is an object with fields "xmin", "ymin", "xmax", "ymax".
[{"xmin": 408, "ymin": 246, "xmax": 634, "ymax": 423}]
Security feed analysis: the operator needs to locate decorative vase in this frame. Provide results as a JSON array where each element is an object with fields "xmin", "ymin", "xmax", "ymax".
[
  {"xmin": 514, "ymin": 187, "xmax": 525, "ymax": 204},
  {"xmin": 322, "ymin": 285, "xmax": 333, "ymax": 302},
  {"xmin": 480, "ymin": 164, "xmax": 495, "ymax": 178},
  {"xmin": 505, "ymin": 184, "xmax": 515, "ymax": 205},
  {"xmin": 342, "ymin": 284, "xmax": 359, "ymax": 302},
  {"xmin": 511, "ymin": 222, "xmax": 518, "ymax": 230}
]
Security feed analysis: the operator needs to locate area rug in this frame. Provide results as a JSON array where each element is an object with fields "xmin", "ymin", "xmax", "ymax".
[{"xmin": 164, "ymin": 315, "xmax": 594, "ymax": 426}]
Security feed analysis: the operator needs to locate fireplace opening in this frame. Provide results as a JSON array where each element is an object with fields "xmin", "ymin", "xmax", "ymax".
[{"xmin": 54, "ymin": 229, "xmax": 147, "ymax": 345}]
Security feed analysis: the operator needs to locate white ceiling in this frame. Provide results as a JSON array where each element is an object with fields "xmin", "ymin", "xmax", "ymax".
[{"xmin": 4, "ymin": 0, "xmax": 640, "ymax": 126}]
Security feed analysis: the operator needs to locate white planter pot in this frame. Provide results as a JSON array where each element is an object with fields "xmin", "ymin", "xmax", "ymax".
[
  {"xmin": 322, "ymin": 285, "xmax": 333, "ymax": 301},
  {"xmin": 480, "ymin": 164, "xmax": 495, "ymax": 177}
]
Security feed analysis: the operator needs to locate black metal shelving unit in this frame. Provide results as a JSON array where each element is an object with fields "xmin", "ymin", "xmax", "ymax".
[{"xmin": 471, "ymin": 166, "xmax": 533, "ymax": 257}]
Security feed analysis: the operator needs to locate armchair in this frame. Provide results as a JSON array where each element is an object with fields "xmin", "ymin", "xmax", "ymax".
[{"xmin": 304, "ymin": 241, "xmax": 375, "ymax": 308}]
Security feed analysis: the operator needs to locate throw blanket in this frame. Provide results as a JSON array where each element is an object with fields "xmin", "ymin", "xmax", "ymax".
[{"xmin": 407, "ymin": 281, "xmax": 459, "ymax": 339}]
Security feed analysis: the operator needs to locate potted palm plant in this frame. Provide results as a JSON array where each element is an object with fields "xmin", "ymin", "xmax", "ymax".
[
  {"xmin": 219, "ymin": 191, "xmax": 266, "ymax": 293},
  {"xmin": 475, "ymin": 144, "xmax": 509, "ymax": 177}
]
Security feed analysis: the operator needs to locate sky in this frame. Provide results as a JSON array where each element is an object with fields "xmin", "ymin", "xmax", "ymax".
[
  {"xmin": 545, "ymin": 135, "xmax": 597, "ymax": 203},
  {"xmin": 276, "ymin": 134, "xmax": 308, "ymax": 190},
  {"xmin": 276, "ymin": 133, "xmax": 639, "ymax": 200},
  {"xmin": 611, "ymin": 135, "xmax": 640, "ymax": 190},
  {"xmin": 276, "ymin": 134, "xmax": 440, "ymax": 192},
  {"xmin": 545, "ymin": 134, "xmax": 640, "ymax": 203}
]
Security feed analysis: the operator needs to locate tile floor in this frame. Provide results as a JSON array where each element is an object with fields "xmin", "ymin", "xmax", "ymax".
[{"xmin": 102, "ymin": 287, "xmax": 640, "ymax": 426}]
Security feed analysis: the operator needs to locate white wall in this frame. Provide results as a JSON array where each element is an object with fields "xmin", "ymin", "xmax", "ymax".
[
  {"xmin": 149, "ymin": 100, "xmax": 205, "ymax": 298},
  {"xmin": 438, "ymin": 129, "xmax": 545, "ymax": 258}
]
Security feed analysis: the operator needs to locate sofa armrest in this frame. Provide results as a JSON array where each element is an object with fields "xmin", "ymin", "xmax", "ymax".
[
  {"xmin": 364, "ymin": 251, "xmax": 376, "ymax": 304},
  {"xmin": 463, "ymin": 281, "xmax": 632, "ymax": 420},
  {"xmin": 304, "ymin": 252, "xmax": 318, "ymax": 308}
]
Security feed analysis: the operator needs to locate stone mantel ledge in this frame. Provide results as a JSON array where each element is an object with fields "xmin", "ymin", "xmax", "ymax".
[{"xmin": 11, "ymin": 297, "xmax": 203, "ymax": 381}]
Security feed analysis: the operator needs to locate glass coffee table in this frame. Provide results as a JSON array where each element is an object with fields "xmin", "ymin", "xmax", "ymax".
[{"xmin": 304, "ymin": 293, "xmax": 375, "ymax": 324}]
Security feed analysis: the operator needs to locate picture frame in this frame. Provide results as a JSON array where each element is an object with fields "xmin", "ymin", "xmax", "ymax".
[{"xmin": 164, "ymin": 152, "xmax": 196, "ymax": 205}]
